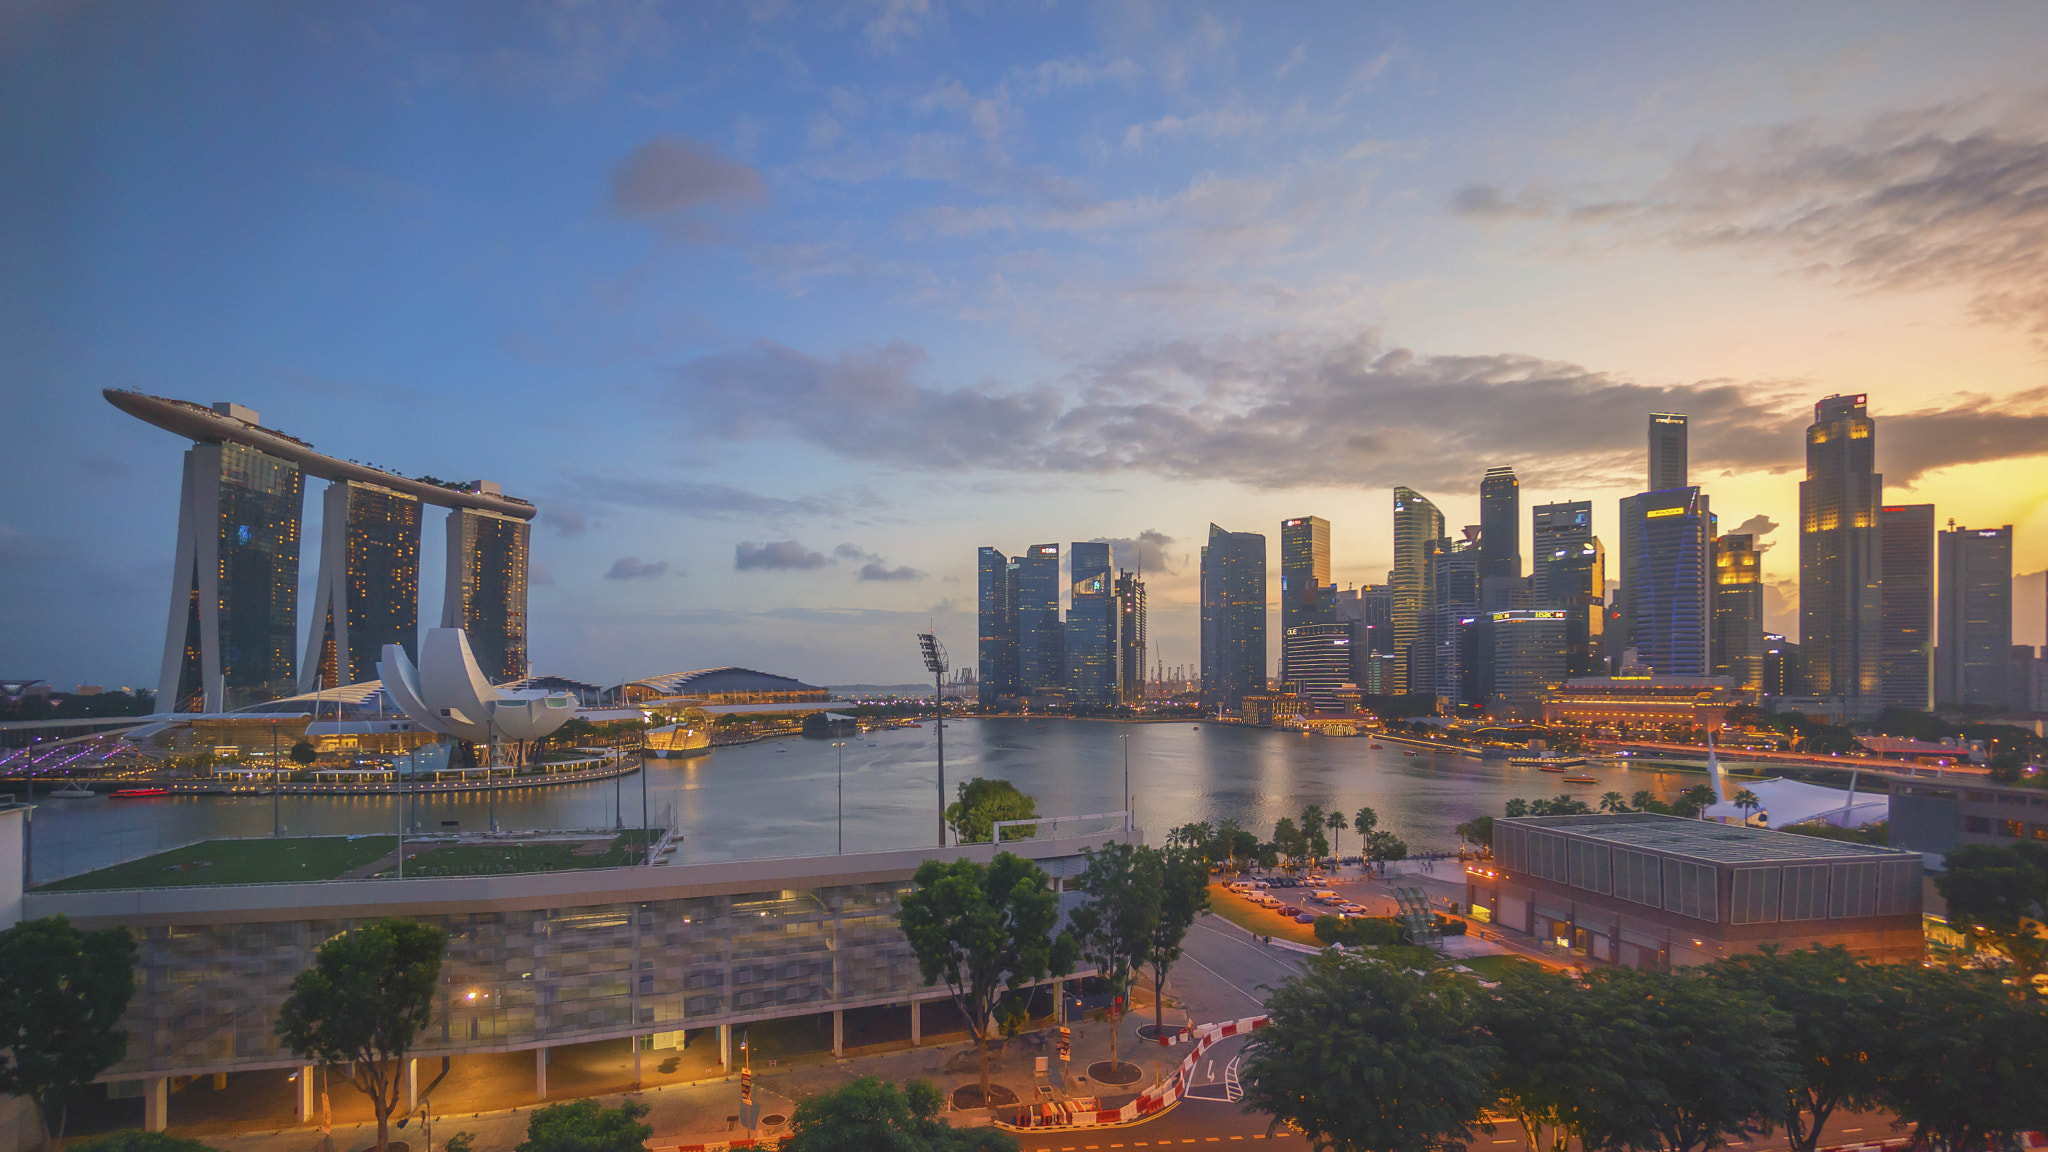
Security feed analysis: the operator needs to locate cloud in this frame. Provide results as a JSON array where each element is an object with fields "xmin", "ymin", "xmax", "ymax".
[
  {"xmin": 611, "ymin": 137, "xmax": 767, "ymax": 237},
  {"xmin": 530, "ymin": 563, "xmax": 555, "ymax": 585},
  {"xmin": 606, "ymin": 557, "xmax": 671, "ymax": 580},
  {"xmin": 859, "ymin": 561, "xmax": 926, "ymax": 581},
  {"xmin": 1088, "ymin": 530, "xmax": 1180, "ymax": 575},
  {"xmin": 736, "ymin": 540, "xmax": 829, "ymax": 570},
  {"xmin": 865, "ymin": 0, "xmax": 934, "ymax": 53},
  {"xmin": 559, "ymin": 475, "xmax": 861, "ymax": 520},
  {"xmin": 540, "ymin": 505, "xmax": 588, "ymax": 537},
  {"xmin": 834, "ymin": 543, "xmax": 874, "ymax": 561}
]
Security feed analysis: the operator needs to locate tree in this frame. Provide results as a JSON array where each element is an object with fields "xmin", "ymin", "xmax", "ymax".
[
  {"xmin": 0, "ymin": 916, "xmax": 137, "ymax": 1147},
  {"xmin": 945, "ymin": 778, "xmax": 1040, "ymax": 844},
  {"xmin": 1223, "ymin": 821, "xmax": 1259, "ymax": 871},
  {"xmin": 289, "ymin": 740, "xmax": 317, "ymax": 768},
  {"xmin": 1504, "ymin": 798, "xmax": 1530, "ymax": 818},
  {"xmin": 1630, "ymin": 790, "xmax": 1657, "ymax": 812},
  {"xmin": 1167, "ymin": 821, "xmax": 1214, "ymax": 855},
  {"xmin": 68, "ymin": 1136, "xmax": 220, "ymax": 1152},
  {"xmin": 1599, "ymin": 791, "xmax": 1627, "ymax": 814},
  {"xmin": 1732, "ymin": 790, "xmax": 1762, "ymax": 823},
  {"xmin": 1326, "ymin": 808, "xmax": 1349, "ymax": 859},
  {"xmin": 1364, "ymin": 829, "xmax": 1408, "ymax": 872},
  {"xmin": 783, "ymin": 1075, "xmax": 1018, "ymax": 1152},
  {"xmin": 1070, "ymin": 841, "xmax": 1160, "ymax": 1071},
  {"xmin": 275, "ymin": 917, "xmax": 447, "ymax": 1152},
  {"xmin": 1878, "ymin": 965, "xmax": 2048, "ymax": 1151},
  {"xmin": 1707, "ymin": 946, "xmax": 1894, "ymax": 1152},
  {"xmin": 1573, "ymin": 968, "xmax": 1792, "ymax": 1152},
  {"xmin": 1353, "ymin": 805, "xmax": 1379, "ymax": 843},
  {"xmin": 1933, "ymin": 842, "xmax": 2048, "ymax": 985},
  {"xmin": 1678, "ymin": 784, "xmax": 1718, "ymax": 817},
  {"xmin": 1241, "ymin": 951, "xmax": 1499, "ymax": 1152},
  {"xmin": 515, "ymin": 1099, "xmax": 652, "ymax": 1152},
  {"xmin": 1484, "ymin": 965, "xmax": 1629, "ymax": 1152},
  {"xmin": 1299, "ymin": 804, "xmax": 1331, "ymax": 863},
  {"xmin": 1271, "ymin": 816, "xmax": 1304, "ymax": 865},
  {"xmin": 1143, "ymin": 845, "xmax": 1211, "ymax": 1035},
  {"xmin": 896, "ymin": 853, "xmax": 1077, "ymax": 1103},
  {"xmin": 1455, "ymin": 815, "xmax": 1495, "ymax": 850}
]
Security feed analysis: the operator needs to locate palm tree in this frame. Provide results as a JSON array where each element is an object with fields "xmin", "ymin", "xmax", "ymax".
[
  {"xmin": 1629, "ymin": 789, "xmax": 1656, "ymax": 812},
  {"xmin": 1733, "ymin": 789, "xmax": 1762, "ymax": 824},
  {"xmin": 1599, "ymin": 791, "xmax": 1627, "ymax": 814},
  {"xmin": 1325, "ymin": 808, "xmax": 1349, "ymax": 861}
]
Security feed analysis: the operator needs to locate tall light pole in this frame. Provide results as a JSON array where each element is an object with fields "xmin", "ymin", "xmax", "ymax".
[
  {"xmin": 639, "ymin": 721, "xmax": 650, "ymax": 862},
  {"xmin": 832, "ymin": 740, "xmax": 847, "ymax": 854},
  {"xmin": 917, "ymin": 631, "xmax": 948, "ymax": 848},
  {"xmin": 1119, "ymin": 733, "xmax": 1131, "ymax": 833}
]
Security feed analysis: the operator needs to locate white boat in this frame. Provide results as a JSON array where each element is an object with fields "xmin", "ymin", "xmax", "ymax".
[
  {"xmin": 1510, "ymin": 754, "xmax": 1589, "ymax": 772},
  {"xmin": 48, "ymin": 786, "xmax": 97, "ymax": 798}
]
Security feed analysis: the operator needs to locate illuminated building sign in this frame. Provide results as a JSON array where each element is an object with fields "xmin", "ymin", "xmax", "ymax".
[{"xmin": 1646, "ymin": 507, "xmax": 1685, "ymax": 518}]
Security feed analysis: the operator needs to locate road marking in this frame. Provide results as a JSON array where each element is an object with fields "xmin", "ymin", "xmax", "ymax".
[
  {"xmin": 1494, "ymin": 1141, "xmax": 1519, "ymax": 1144},
  {"xmin": 1843, "ymin": 1130, "xmax": 1863, "ymax": 1134}
]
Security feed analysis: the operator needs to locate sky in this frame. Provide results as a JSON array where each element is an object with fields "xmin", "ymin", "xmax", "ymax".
[{"xmin": 5, "ymin": 1, "xmax": 2048, "ymax": 690}]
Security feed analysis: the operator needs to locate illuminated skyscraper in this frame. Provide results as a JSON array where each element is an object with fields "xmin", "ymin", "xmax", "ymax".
[
  {"xmin": 442, "ymin": 507, "xmax": 530, "ymax": 683},
  {"xmin": 1649, "ymin": 413, "xmax": 1688, "ymax": 491},
  {"xmin": 1115, "ymin": 569, "xmax": 1146, "ymax": 706},
  {"xmin": 1531, "ymin": 501, "xmax": 1593, "ymax": 593},
  {"xmin": 302, "ymin": 480, "xmax": 422, "ymax": 691},
  {"xmin": 1479, "ymin": 467, "xmax": 1521, "ymax": 580},
  {"xmin": 1017, "ymin": 544, "xmax": 1064, "ymax": 691},
  {"xmin": 161, "ymin": 435, "xmax": 304, "ymax": 712},
  {"xmin": 1545, "ymin": 538, "xmax": 1607, "ymax": 676},
  {"xmin": 1799, "ymin": 394, "xmax": 1883, "ymax": 701},
  {"xmin": 1391, "ymin": 487, "xmax": 1445, "ymax": 695},
  {"xmin": 977, "ymin": 547, "xmax": 1020, "ymax": 705},
  {"xmin": 1200, "ymin": 524, "xmax": 1266, "ymax": 711},
  {"xmin": 1429, "ymin": 537, "xmax": 1482, "ymax": 706},
  {"xmin": 1619, "ymin": 486, "xmax": 1713, "ymax": 676},
  {"xmin": 1282, "ymin": 623, "xmax": 1355, "ymax": 709},
  {"xmin": 1936, "ymin": 523, "xmax": 2013, "ymax": 707},
  {"xmin": 1280, "ymin": 516, "xmax": 1332, "ymax": 683},
  {"xmin": 1713, "ymin": 533, "xmax": 1765, "ymax": 692},
  {"xmin": 1065, "ymin": 542, "xmax": 1118, "ymax": 709},
  {"xmin": 1879, "ymin": 504, "xmax": 1935, "ymax": 711}
]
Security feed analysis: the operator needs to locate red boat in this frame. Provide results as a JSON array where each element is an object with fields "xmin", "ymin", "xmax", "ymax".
[{"xmin": 111, "ymin": 787, "xmax": 170, "ymax": 798}]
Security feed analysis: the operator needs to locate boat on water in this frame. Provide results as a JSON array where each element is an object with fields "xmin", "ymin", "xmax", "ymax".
[
  {"xmin": 1562, "ymin": 773, "xmax": 1600, "ymax": 784},
  {"xmin": 1512, "ymin": 754, "xmax": 1589, "ymax": 771},
  {"xmin": 48, "ymin": 786, "xmax": 97, "ymax": 798},
  {"xmin": 112, "ymin": 787, "xmax": 171, "ymax": 798}
]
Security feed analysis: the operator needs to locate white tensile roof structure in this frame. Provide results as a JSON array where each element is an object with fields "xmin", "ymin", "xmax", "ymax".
[{"xmin": 379, "ymin": 628, "xmax": 575, "ymax": 743}]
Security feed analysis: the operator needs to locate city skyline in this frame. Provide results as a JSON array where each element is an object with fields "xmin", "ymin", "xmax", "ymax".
[{"xmin": 8, "ymin": 4, "xmax": 2048, "ymax": 688}]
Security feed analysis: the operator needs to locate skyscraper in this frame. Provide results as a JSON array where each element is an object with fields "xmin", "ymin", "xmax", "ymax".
[
  {"xmin": 1282, "ymin": 623, "xmax": 1355, "ymax": 709},
  {"xmin": 1649, "ymin": 413, "xmax": 1688, "ymax": 491},
  {"xmin": 1200, "ymin": 524, "xmax": 1266, "ymax": 712},
  {"xmin": 1280, "ymin": 516, "xmax": 1332, "ymax": 683},
  {"xmin": 1065, "ymin": 542, "xmax": 1118, "ymax": 708},
  {"xmin": 1936, "ymin": 524, "xmax": 2013, "ymax": 707},
  {"xmin": 1115, "ymin": 569, "xmax": 1146, "ymax": 706},
  {"xmin": 1799, "ymin": 394, "xmax": 1883, "ymax": 701},
  {"xmin": 1429, "ymin": 538, "xmax": 1482, "ymax": 707},
  {"xmin": 1017, "ymin": 544, "xmax": 1064, "ymax": 692},
  {"xmin": 1479, "ymin": 467, "xmax": 1521, "ymax": 580},
  {"xmin": 1619, "ymin": 486, "xmax": 1713, "ymax": 676},
  {"xmin": 160, "ymin": 436, "xmax": 304, "ymax": 712},
  {"xmin": 441, "ymin": 507, "xmax": 531, "ymax": 683},
  {"xmin": 1713, "ymin": 533, "xmax": 1765, "ymax": 692},
  {"xmin": 1545, "ymin": 538, "xmax": 1607, "ymax": 676},
  {"xmin": 977, "ymin": 547, "xmax": 1020, "ymax": 706},
  {"xmin": 1391, "ymin": 487, "xmax": 1445, "ymax": 695},
  {"xmin": 1483, "ymin": 610, "xmax": 1569, "ymax": 718},
  {"xmin": 303, "ymin": 479, "xmax": 422, "ymax": 691},
  {"xmin": 1530, "ymin": 500, "xmax": 1592, "ymax": 593},
  {"xmin": 1879, "ymin": 504, "xmax": 1936, "ymax": 711}
]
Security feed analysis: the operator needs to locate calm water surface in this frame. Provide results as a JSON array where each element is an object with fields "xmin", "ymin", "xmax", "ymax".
[{"xmin": 28, "ymin": 719, "xmax": 1713, "ymax": 881}]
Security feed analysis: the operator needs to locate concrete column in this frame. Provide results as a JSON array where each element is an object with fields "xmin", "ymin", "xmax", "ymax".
[
  {"xmin": 142, "ymin": 1077, "xmax": 169, "ymax": 1132},
  {"xmin": 1052, "ymin": 978, "xmax": 1064, "ymax": 1024},
  {"xmin": 633, "ymin": 1035, "xmax": 643, "ymax": 1085},
  {"xmin": 406, "ymin": 1058, "xmax": 419, "ymax": 1112},
  {"xmin": 832, "ymin": 1009, "xmax": 844, "ymax": 1057},
  {"xmin": 296, "ymin": 1068, "xmax": 315, "ymax": 1122},
  {"xmin": 535, "ymin": 1046, "xmax": 547, "ymax": 1099},
  {"xmin": 718, "ymin": 1023, "xmax": 732, "ymax": 1071},
  {"xmin": 910, "ymin": 999, "xmax": 921, "ymax": 1046}
]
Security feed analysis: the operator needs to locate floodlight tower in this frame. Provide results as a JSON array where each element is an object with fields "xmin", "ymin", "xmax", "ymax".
[{"xmin": 918, "ymin": 630, "xmax": 948, "ymax": 848}]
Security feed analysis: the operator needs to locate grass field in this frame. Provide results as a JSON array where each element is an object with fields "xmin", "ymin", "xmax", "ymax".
[
  {"xmin": 40, "ymin": 835, "xmax": 398, "ymax": 891},
  {"xmin": 1203, "ymin": 884, "xmax": 1324, "ymax": 946},
  {"xmin": 1457, "ymin": 954, "xmax": 1543, "ymax": 982},
  {"xmin": 391, "ymin": 830, "xmax": 659, "ymax": 877}
]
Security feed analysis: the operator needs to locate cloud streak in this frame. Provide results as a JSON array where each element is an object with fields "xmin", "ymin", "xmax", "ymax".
[
  {"xmin": 735, "ymin": 540, "xmax": 828, "ymax": 570},
  {"xmin": 606, "ymin": 556, "xmax": 671, "ymax": 579}
]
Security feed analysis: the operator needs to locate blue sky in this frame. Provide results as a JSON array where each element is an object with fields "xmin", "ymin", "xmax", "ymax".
[{"xmin": 6, "ymin": 1, "xmax": 2048, "ymax": 689}]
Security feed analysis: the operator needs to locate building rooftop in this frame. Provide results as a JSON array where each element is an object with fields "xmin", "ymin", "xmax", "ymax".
[{"xmin": 1512, "ymin": 812, "xmax": 1911, "ymax": 863}]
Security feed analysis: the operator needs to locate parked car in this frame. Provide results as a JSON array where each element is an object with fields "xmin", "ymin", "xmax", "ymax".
[{"xmin": 1293, "ymin": 911, "xmax": 1318, "ymax": 924}]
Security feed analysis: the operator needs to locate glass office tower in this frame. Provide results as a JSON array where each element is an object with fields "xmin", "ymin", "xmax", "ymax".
[
  {"xmin": 1713, "ymin": 533, "xmax": 1765, "ymax": 691},
  {"xmin": 1479, "ymin": 467, "xmax": 1521, "ymax": 580},
  {"xmin": 1800, "ymin": 394, "xmax": 1883, "ymax": 701},
  {"xmin": 302, "ymin": 480, "xmax": 422, "ymax": 691},
  {"xmin": 1429, "ymin": 538, "xmax": 1482, "ymax": 707},
  {"xmin": 1391, "ymin": 487, "xmax": 1446, "ymax": 695},
  {"xmin": 1115, "ymin": 570, "xmax": 1146, "ymax": 706},
  {"xmin": 1017, "ymin": 544, "xmax": 1064, "ymax": 692},
  {"xmin": 976, "ymin": 547, "xmax": 1020, "ymax": 706},
  {"xmin": 1649, "ymin": 413, "xmax": 1688, "ymax": 491},
  {"xmin": 1282, "ymin": 623, "xmax": 1355, "ymax": 709},
  {"xmin": 1936, "ymin": 524, "xmax": 2013, "ymax": 708},
  {"xmin": 1531, "ymin": 501, "xmax": 1592, "ymax": 594},
  {"xmin": 161, "ymin": 441, "xmax": 305, "ymax": 712},
  {"xmin": 1280, "ymin": 516, "xmax": 1332, "ymax": 684},
  {"xmin": 1065, "ymin": 542, "xmax": 1118, "ymax": 709},
  {"xmin": 1619, "ymin": 486, "xmax": 1713, "ymax": 677},
  {"xmin": 1200, "ymin": 524, "xmax": 1266, "ymax": 712},
  {"xmin": 1545, "ymin": 538, "xmax": 1607, "ymax": 676},
  {"xmin": 1879, "ymin": 504, "xmax": 1935, "ymax": 711},
  {"xmin": 442, "ymin": 508, "xmax": 530, "ymax": 683}
]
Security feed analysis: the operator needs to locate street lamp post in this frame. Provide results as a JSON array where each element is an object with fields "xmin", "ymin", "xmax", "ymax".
[
  {"xmin": 639, "ymin": 723, "xmax": 650, "ymax": 863},
  {"xmin": 270, "ymin": 721, "xmax": 281, "ymax": 838},
  {"xmin": 832, "ymin": 740, "xmax": 847, "ymax": 854},
  {"xmin": 1119, "ymin": 733, "xmax": 1131, "ymax": 832},
  {"xmin": 917, "ymin": 631, "xmax": 949, "ymax": 848}
]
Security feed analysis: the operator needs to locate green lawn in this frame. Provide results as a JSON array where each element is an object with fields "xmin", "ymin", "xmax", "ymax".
[
  {"xmin": 391, "ymin": 830, "xmax": 659, "ymax": 877},
  {"xmin": 40, "ymin": 835, "xmax": 398, "ymax": 891},
  {"xmin": 1458, "ymin": 954, "xmax": 1542, "ymax": 982}
]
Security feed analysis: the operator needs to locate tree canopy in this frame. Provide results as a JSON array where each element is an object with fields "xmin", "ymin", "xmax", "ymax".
[
  {"xmin": 783, "ymin": 1076, "xmax": 1018, "ymax": 1152},
  {"xmin": 1933, "ymin": 842, "xmax": 2048, "ymax": 983},
  {"xmin": 1877, "ymin": 965, "xmax": 2048, "ymax": 1151},
  {"xmin": 0, "ymin": 916, "xmax": 137, "ymax": 1147},
  {"xmin": 1070, "ymin": 840, "xmax": 1159, "ymax": 1069},
  {"xmin": 514, "ymin": 1099, "xmax": 652, "ymax": 1152},
  {"xmin": 275, "ymin": 917, "xmax": 447, "ymax": 1152},
  {"xmin": 944, "ymin": 778, "xmax": 1040, "ymax": 844},
  {"xmin": 1144, "ymin": 844, "xmax": 1212, "ymax": 1034}
]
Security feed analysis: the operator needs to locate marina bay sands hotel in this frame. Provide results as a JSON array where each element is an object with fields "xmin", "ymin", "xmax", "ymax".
[{"xmin": 106, "ymin": 390, "xmax": 535, "ymax": 713}]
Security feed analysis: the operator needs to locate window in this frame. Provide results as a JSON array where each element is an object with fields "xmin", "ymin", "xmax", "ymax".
[
  {"xmin": 1965, "ymin": 817, "xmax": 1991, "ymax": 834},
  {"xmin": 1781, "ymin": 865, "xmax": 1829, "ymax": 921},
  {"xmin": 2001, "ymin": 821, "xmax": 2024, "ymax": 838},
  {"xmin": 1569, "ymin": 840, "xmax": 1612, "ymax": 894},
  {"xmin": 1614, "ymin": 849, "xmax": 1661, "ymax": 907},
  {"xmin": 1662, "ymin": 859, "xmax": 1717, "ymax": 922},
  {"xmin": 1730, "ymin": 868, "xmax": 1779, "ymax": 925},
  {"xmin": 1829, "ymin": 861, "xmax": 1878, "ymax": 919}
]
